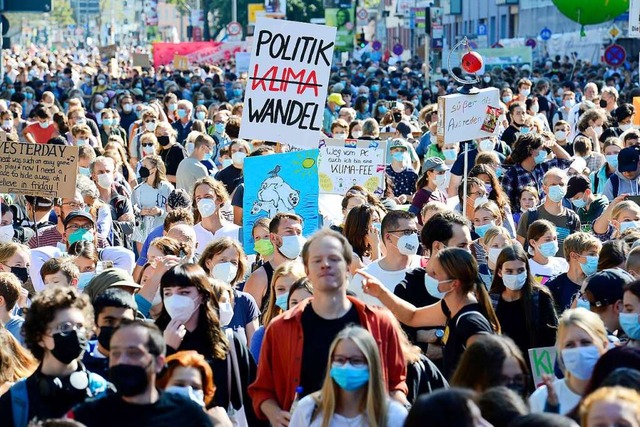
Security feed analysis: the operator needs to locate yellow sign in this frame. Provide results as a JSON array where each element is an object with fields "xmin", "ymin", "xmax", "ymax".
[
  {"xmin": 173, "ymin": 55, "xmax": 189, "ymax": 71},
  {"xmin": 609, "ymin": 24, "xmax": 621, "ymax": 39},
  {"xmin": 248, "ymin": 3, "xmax": 266, "ymax": 24}
]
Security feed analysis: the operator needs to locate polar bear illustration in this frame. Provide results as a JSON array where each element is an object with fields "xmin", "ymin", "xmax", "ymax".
[{"xmin": 254, "ymin": 165, "xmax": 300, "ymax": 215}]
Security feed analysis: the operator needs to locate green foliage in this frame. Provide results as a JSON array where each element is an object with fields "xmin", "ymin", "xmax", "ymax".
[{"xmin": 51, "ymin": 0, "xmax": 75, "ymax": 26}]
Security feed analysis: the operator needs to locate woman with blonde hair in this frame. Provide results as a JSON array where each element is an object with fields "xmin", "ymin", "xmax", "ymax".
[
  {"xmin": 0, "ymin": 328, "xmax": 38, "ymax": 395},
  {"xmin": 105, "ymin": 136, "xmax": 137, "ymax": 188},
  {"xmin": 261, "ymin": 260, "xmax": 306, "ymax": 325},
  {"xmin": 478, "ymin": 226, "xmax": 514, "ymax": 288},
  {"xmin": 529, "ymin": 308, "xmax": 609, "ymax": 415},
  {"xmin": 290, "ymin": 326, "xmax": 408, "ymax": 426},
  {"xmin": 593, "ymin": 197, "xmax": 640, "ymax": 242},
  {"xmin": 0, "ymin": 242, "xmax": 31, "ymax": 297},
  {"xmin": 580, "ymin": 386, "xmax": 640, "ymax": 427}
]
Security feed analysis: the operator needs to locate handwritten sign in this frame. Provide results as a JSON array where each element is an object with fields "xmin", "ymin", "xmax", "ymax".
[
  {"xmin": 173, "ymin": 55, "xmax": 189, "ymax": 71},
  {"xmin": 318, "ymin": 138, "xmax": 386, "ymax": 196},
  {"xmin": 528, "ymin": 346, "xmax": 558, "ymax": 388},
  {"xmin": 239, "ymin": 18, "xmax": 337, "ymax": 148},
  {"xmin": 98, "ymin": 44, "xmax": 117, "ymax": 60},
  {"xmin": 437, "ymin": 87, "xmax": 500, "ymax": 144},
  {"xmin": 0, "ymin": 141, "xmax": 79, "ymax": 198}
]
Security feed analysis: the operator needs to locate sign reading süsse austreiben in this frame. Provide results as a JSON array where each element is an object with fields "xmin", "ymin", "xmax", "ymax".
[
  {"xmin": 0, "ymin": 140, "xmax": 79, "ymax": 198},
  {"xmin": 239, "ymin": 18, "xmax": 336, "ymax": 148}
]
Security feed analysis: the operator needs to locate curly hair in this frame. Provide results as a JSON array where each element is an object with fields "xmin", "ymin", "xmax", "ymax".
[{"xmin": 23, "ymin": 286, "xmax": 94, "ymax": 361}]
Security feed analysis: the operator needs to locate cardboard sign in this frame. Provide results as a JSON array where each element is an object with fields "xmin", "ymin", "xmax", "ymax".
[
  {"xmin": 239, "ymin": 18, "xmax": 337, "ymax": 148},
  {"xmin": 633, "ymin": 97, "xmax": 640, "ymax": 126},
  {"xmin": 173, "ymin": 55, "xmax": 189, "ymax": 71},
  {"xmin": 437, "ymin": 87, "xmax": 500, "ymax": 144},
  {"xmin": 0, "ymin": 141, "xmax": 79, "ymax": 198},
  {"xmin": 243, "ymin": 150, "xmax": 319, "ymax": 254},
  {"xmin": 98, "ymin": 44, "xmax": 117, "ymax": 60},
  {"xmin": 318, "ymin": 138, "xmax": 386, "ymax": 196},
  {"xmin": 528, "ymin": 346, "xmax": 558, "ymax": 388},
  {"xmin": 132, "ymin": 53, "xmax": 152, "ymax": 68}
]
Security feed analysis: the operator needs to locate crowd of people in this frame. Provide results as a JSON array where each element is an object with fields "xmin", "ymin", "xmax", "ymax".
[{"xmin": 0, "ymin": 44, "xmax": 638, "ymax": 427}]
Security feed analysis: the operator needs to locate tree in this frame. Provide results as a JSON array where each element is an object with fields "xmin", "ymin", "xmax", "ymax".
[{"xmin": 50, "ymin": 0, "xmax": 75, "ymax": 26}]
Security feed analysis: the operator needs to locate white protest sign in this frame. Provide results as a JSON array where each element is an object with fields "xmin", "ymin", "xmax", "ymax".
[
  {"xmin": 239, "ymin": 18, "xmax": 337, "ymax": 148},
  {"xmin": 436, "ymin": 87, "xmax": 500, "ymax": 144},
  {"xmin": 528, "ymin": 346, "xmax": 558, "ymax": 388},
  {"xmin": 318, "ymin": 138, "xmax": 386, "ymax": 196},
  {"xmin": 235, "ymin": 52, "xmax": 251, "ymax": 73},
  {"xmin": 631, "ymin": 0, "xmax": 640, "ymax": 38}
]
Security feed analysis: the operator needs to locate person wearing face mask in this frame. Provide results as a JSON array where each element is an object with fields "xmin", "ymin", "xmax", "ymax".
[
  {"xmin": 515, "ymin": 168, "xmax": 580, "ymax": 257},
  {"xmin": 575, "ymin": 108, "xmax": 606, "ymax": 151},
  {"xmin": 0, "ymin": 286, "xmax": 107, "ymax": 425},
  {"xmin": 478, "ymin": 226, "xmax": 514, "ymax": 289},
  {"xmin": 324, "ymin": 93, "xmax": 346, "ymax": 135},
  {"xmin": 0, "ymin": 272, "xmax": 26, "ymax": 345},
  {"xmin": 599, "ymin": 104, "xmax": 634, "ymax": 144},
  {"xmin": 591, "ymin": 138, "xmax": 623, "ymax": 195},
  {"xmin": 118, "ymin": 94, "xmax": 138, "ymax": 133},
  {"xmin": 214, "ymin": 139, "xmax": 249, "ymax": 195},
  {"xmin": 552, "ymin": 91, "xmax": 577, "ymax": 128},
  {"xmin": 210, "ymin": 279, "xmax": 260, "ymax": 349},
  {"xmin": 343, "ymin": 204, "xmax": 384, "ymax": 273},
  {"xmin": 348, "ymin": 210, "xmax": 422, "ymax": 306},
  {"xmin": 529, "ymin": 308, "xmax": 609, "ymax": 415},
  {"xmin": 500, "ymin": 102, "xmax": 530, "ymax": 148},
  {"xmin": 156, "ymin": 264, "xmax": 261, "ymax": 424},
  {"xmin": 524, "ymin": 219, "xmax": 570, "ymax": 287},
  {"xmin": 90, "ymin": 156, "xmax": 134, "ymax": 226},
  {"xmin": 156, "ymin": 350, "xmax": 233, "ymax": 425},
  {"xmin": 23, "ymin": 106, "xmax": 57, "ymax": 144},
  {"xmin": 348, "ymin": 119, "xmax": 363, "ymax": 139},
  {"xmin": 566, "ymin": 175, "xmax": 608, "ymax": 230},
  {"xmin": 386, "ymin": 139, "xmax": 418, "ymax": 204},
  {"xmin": 68, "ymin": 319, "xmax": 214, "ymax": 426},
  {"xmin": 132, "ymin": 155, "xmax": 174, "ymax": 254},
  {"xmin": 82, "ymin": 289, "xmax": 136, "ymax": 379},
  {"xmin": 489, "ymin": 245, "xmax": 558, "ymax": 361},
  {"xmin": 244, "ymin": 213, "xmax": 305, "ymax": 314},
  {"xmin": 170, "ymin": 100, "xmax": 194, "ymax": 144},
  {"xmin": 553, "ymin": 120, "xmax": 575, "ymax": 156},
  {"xmin": 98, "ymin": 108, "xmax": 126, "ymax": 147},
  {"xmin": 330, "ymin": 118, "xmax": 349, "ymax": 140},
  {"xmin": 619, "ymin": 281, "xmax": 640, "ymax": 348},
  {"xmin": 156, "ymin": 122, "xmax": 185, "ymax": 185},
  {"xmin": 526, "ymin": 97, "xmax": 550, "ymax": 132},
  {"xmin": 598, "ymin": 86, "xmax": 619, "ymax": 115},
  {"xmin": 410, "ymin": 158, "xmax": 449, "ymax": 221},
  {"xmin": 194, "ymin": 105, "xmax": 210, "ymax": 127},
  {"xmin": 176, "ymin": 133, "xmax": 215, "ymax": 191},
  {"xmin": 603, "ymin": 146, "xmax": 640, "ymax": 200},
  {"xmin": 514, "ymin": 78, "xmax": 532, "ymax": 103}
]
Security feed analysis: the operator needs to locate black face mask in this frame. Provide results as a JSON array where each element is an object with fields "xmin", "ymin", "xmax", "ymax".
[
  {"xmin": 157, "ymin": 135, "xmax": 171, "ymax": 147},
  {"xmin": 11, "ymin": 266, "xmax": 29, "ymax": 284},
  {"xmin": 97, "ymin": 326, "xmax": 115, "ymax": 351},
  {"xmin": 109, "ymin": 363, "xmax": 151, "ymax": 397},
  {"xmin": 599, "ymin": 99, "xmax": 608, "ymax": 108},
  {"xmin": 51, "ymin": 329, "xmax": 87, "ymax": 364},
  {"xmin": 138, "ymin": 167, "xmax": 150, "ymax": 179}
]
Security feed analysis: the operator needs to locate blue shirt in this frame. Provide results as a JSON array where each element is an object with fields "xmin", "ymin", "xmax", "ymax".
[
  {"xmin": 136, "ymin": 224, "xmax": 164, "ymax": 267},
  {"xmin": 225, "ymin": 290, "xmax": 260, "ymax": 344}
]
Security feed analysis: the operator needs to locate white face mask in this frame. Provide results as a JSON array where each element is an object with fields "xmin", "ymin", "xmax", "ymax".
[
  {"xmin": 164, "ymin": 294, "xmax": 197, "ymax": 323},
  {"xmin": 487, "ymin": 247, "xmax": 503, "ymax": 265},
  {"xmin": 0, "ymin": 224, "xmax": 13, "ymax": 243},
  {"xmin": 211, "ymin": 262, "xmax": 238, "ymax": 284},
  {"xmin": 231, "ymin": 151, "xmax": 246, "ymax": 166},
  {"xmin": 479, "ymin": 139, "xmax": 494, "ymax": 152},
  {"xmin": 620, "ymin": 124, "xmax": 633, "ymax": 132},
  {"xmin": 334, "ymin": 133, "xmax": 347, "ymax": 140},
  {"xmin": 97, "ymin": 173, "xmax": 114, "ymax": 189},
  {"xmin": 279, "ymin": 235, "xmax": 306, "ymax": 259},
  {"xmin": 197, "ymin": 199, "xmax": 217, "ymax": 218},
  {"xmin": 554, "ymin": 131, "xmax": 567, "ymax": 141},
  {"xmin": 218, "ymin": 302, "xmax": 234, "ymax": 327},
  {"xmin": 352, "ymin": 131, "xmax": 362, "ymax": 139},
  {"xmin": 473, "ymin": 195, "xmax": 489, "ymax": 209},
  {"xmin": 165, "ymin": 386, "xmax": 205, "ymax": 407},
  {"xmin": 146, "ymin": 121, "xmax": 157, "ymax": 132},
  {"xmin": 185, "ymin": 142, "xmax": 195, "ymax": 156},
  {"xmin": 396, "ymin": 233, "xmax": 419, "ymax": 255},
  {"xmin": 520, "ymin": 89, "xmax": 531, "ymax": 97},
  {"xmin": 502, "ymin": 271, "xmax": 527, "ymax": 291},
  {"xmin": 2, "ymin": 120, "xmax": 12, "ymax": 130},
  {"xmin": 594, "ymin": 126, "xmax": 603, "ymax": 137},
  {"xmin": 142, "ymin": 145, "xmax": 155, "ymax": 155},
  {"xmin": 434, "ymin": 174, "xmax": 447, "ymax": 187}
]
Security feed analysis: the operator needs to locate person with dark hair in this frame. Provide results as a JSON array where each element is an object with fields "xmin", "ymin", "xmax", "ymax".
[
  {"xmin": 583, "ymin": 269, "xmax": 633, "ymax": 342},
  {"xmin": 23, "ymin": 106, "xmax": 57, "ymax": 143},
  {"xmin": 477, "ymin": 386, "xmax": 529, "ymax": 427},
  {"xmin": 620, "ymin": 280, "xmax": 640, "ymax": 348},
  {"xmin": 420, "ymin": 211, "xmax": 472, "ymax": 257},
  {"xmin": 67, "ymin": 319, "xmax": 213, "ymax": 426},
  {"xmin": 405, "ymin": 388, "xmax": 492, "ymax": 427},
  {"xmin": 82, "ymin": 289, "xmax": 137, "ymax": 378},
  {"xmin": 597, "ymin": 240, "xmax": 628, "ymax": 270},
  {"xmin": 0, "ymin": 286, "xmax": 107, "ymax": 425},
  {"xmin": 500, "ymin": 101, "xmax": 527, "ymax": 147},
  {"xmin": 342, "ymin": 204, "xmax": 383, "ymax": 271},
  {"xmin": 509, "ymin": 413, "xmax": 579, "ymax": 427}
]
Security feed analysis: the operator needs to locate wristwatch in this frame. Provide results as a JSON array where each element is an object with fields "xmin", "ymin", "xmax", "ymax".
[{"xmin": 435, "ymin": 329, "xmax": 445, "ymax": 345}]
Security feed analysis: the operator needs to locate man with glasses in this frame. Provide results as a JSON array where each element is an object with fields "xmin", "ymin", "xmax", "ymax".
[
  {"xmin": 0, "ymin": 286, "xmax": 107, "ymax": 424},
  {"xmin": 68, "ymin": 319, "xmax": 213, "ymax": 426},
  {"xmin": 348, "ymin": 210, "xmax": 422, "ymax": 306},
  {"xmin": 27, "ymin": 191, "xmax": 109, "ymax": 250}
]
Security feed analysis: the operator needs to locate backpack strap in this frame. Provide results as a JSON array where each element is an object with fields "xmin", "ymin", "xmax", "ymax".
[
  {"xmin": 455, "ymin": 310, "xmax": 484, "ymax": 328},
  {"xmin": 611, "ymin": 173, "xmax": 620, "ymax": 198},
  {"xmin": 10, "ymin": 378, "xmax": 28, "ymax": 427}
]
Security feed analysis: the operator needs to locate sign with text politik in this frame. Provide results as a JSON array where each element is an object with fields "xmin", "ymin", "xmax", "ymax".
[{"xmin": 239, "ymin": 18, "xmax": 337, "ymax": 148}]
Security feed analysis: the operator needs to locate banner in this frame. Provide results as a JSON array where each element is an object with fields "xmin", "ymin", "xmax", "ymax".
[
  {"xmin": 265, "ymin": 0, "xmax": 286, "ymax": 17},
  {"xmin": 318, "ymin": 138, "xmax": 386, "ymax": 196},
  {"xmin": 325, "ymin": 7, "xmax": 354, "ymax": 52},
  {"xmin": 528, "ymin": 346, "xmax": 557, "ymax": 388},
  {"xmin": 152, "ymin": 42, "xmax": 248, "ymax": 68},
  {"xmin": 437, "ymin": 87, "xmax": 500, "ymax": 144},
  {"xmin": 239, "ymin": 18, "xmax": 336, "ymax": 147},
  {"xmin": 0, "ymin": 140, "xmax": 78, "ymax": 198},
  {"xmin": 631, "ymin": 0, "xmax": 640, "ymax": 38},
  {"xmin": 243, "ymin": 150, "xmax": 320, "ymax": 254}
]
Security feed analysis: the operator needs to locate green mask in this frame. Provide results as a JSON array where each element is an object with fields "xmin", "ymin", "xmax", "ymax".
[
  {"xmin": 254, "ymin": 239, "xmax": 274, "ymax": 257},
  {"xmin": 68, "ymin": 228, "xmax": 94, "ymax": 246}
]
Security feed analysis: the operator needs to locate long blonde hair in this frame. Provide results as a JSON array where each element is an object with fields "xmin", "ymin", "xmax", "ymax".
[
  {"xmin": 312, "ymin": 326, "xmax": 387, "ymax": 427},
  {"xmin": 0, "ymin": 329, "xmax": 37, "ymax": 390},
  {"xmin": 262, "ymin": 261, "xmax": 306, "ymax": 325},
  {"xmin": 0, "ymin": 242, "xmax": 29, "ymax": 265},
  {"xmin": 557, "ymin": 308, "xmax": 608, "ymax": 375}
]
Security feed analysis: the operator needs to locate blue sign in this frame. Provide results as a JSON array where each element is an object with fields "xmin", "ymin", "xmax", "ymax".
[
  {"xmin": 604, "ymin": 44, "xmax": 626, "ymax": 67},
  {"xmin": 477, "ymin": 24, "xmax": 487, "ymax": 36},
  {"xmin": 540, "ymin": 27, "xmax": 552, "ymax": 41}
]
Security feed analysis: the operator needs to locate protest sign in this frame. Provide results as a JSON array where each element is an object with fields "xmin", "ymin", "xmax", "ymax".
[
  {"xmin": 0, "ymin": 140, "xmax": 78, "ymax": 198},
  {"xmin": 630, "ymin": 0, "xmax": 640, "ymax": 38},
  {"xmin": 98, "ymin": 44, "xmax": 117, "ymax": 60},
  {"xmin": 239, "ymin": 18, "xmax": 336, "ymax": 148},
  {"xmin": 633, "ymin": 97, "xmax": 640, "ymax": 126},
  {"xmin": 528, "ymin": 346, "xmax": 557, "ymax": 388},
  {"xmin": 437, "ymin": 87, "xmax": 500, "ymax": 144},
  {"xmin": 243, "ymin": 149, "xmax": 319, "ymax": 254},
  {"xmin": 152, "ymin": 41, "xmax": 247, "ymax": 68},
  {"xmin": 318, "ymin": 138, "xmax": 386, "ymax": 196},
  {"xmin": 235, "ymin": 52, "xmax": 251, "ymax": 73},
  {"xmin": 173, "ymin": 55, "xmax": 189, "ymax": 71},
  {"xmin": 132, "ymin": 53, "xmax": 152, "ymax": 68}
]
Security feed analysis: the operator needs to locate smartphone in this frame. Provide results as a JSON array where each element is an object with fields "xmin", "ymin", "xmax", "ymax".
[{"xmin": 626, "ymin": 195, "xmax": 640, "ymax": 206}]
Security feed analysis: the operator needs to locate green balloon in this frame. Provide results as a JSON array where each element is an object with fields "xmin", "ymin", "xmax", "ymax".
[{"xmin": 552, "ymin": 0, "xmax": 629, "ymax": 25}]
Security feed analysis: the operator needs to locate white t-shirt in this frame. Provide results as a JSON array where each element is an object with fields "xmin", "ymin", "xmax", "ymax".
[
  {"xmin": 194, "ymin": 222, "xmax": 240, "ymax": 259},
  {"xmin": 348, "ymin": 256, "xmax": 422, "ymax": 306},
  {"xmin": 528, "ymin": 257, "xmax": 569, "ymax": 286},
  {"xmin": 529, "ymin": 378, "xmax": 582, "ymax": 415},
  {"xmin": 290, "ymin": 395, "xmax": 407, "ymax": 427}
]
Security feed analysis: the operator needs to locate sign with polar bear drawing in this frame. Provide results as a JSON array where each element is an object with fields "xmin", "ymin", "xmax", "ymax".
[
  {"xmin": 318, "ymin": 138, "xmax": 386, "ymax": 196},
  {"xmin": 243, "ymin": 149, "xmax": 320, "ymax": 254}
]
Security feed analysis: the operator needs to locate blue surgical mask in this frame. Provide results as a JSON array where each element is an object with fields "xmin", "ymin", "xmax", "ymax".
[
  {"xmin": 215, "ymin": 123, "xmax": 225, "ymax": 134},
  {"xmin": 547, "ymin": 185, "xmax": 566, "ymax": 203},
  {"xmin": 495, "ymin": 167, "xmax": 504, "ymax": 178},
  {"xmin": 474, "ymin": 221, "xmax": 495, "ymax": 238},
  {"xmin": 571, "ymin": 196, "xmax": 587, "ymax": 209},
  {"xmin": 233, "ymin": 89, "xmax": 243, "ymax": 97},
  {"xmin": 102, "ymin": 118, "xmax": 113, "ymax": 126},
  {"xmin": 520, "ymin": 127, "xmax": 530, "ymax": 134},
  {"xmin": 534, "ymin": 150, "xmax": 547, "ymax": 164},
  {"xmin": 443, "ymin": 149, "xmax": 457, "ymax": 161},
  {"xmin": 196, "ymin": 111, "xmax": 206, "ymax": 121},
  {"xmin": 619, "ymin": 312, "xmax": 640, "ymax": 340},
  {"xmin": 620, "ymin": 221, "xmax": 640, "ymax": 233},
  {"xmin": 561, "ymin": 346, "xmax": 600, "ymax": 380},
  {"xmin": 177, "ymin": 109, "xmax": 188, "ymax": 119},
  {"xmin": 77, "ymin": 271, "xmax": 95, "ymax": 291},
  {"xmin": 537, "ymin": 241, "xmax": 559, "ymax": 258},
  {"xmin": 579, "ymin": 255, "xmax": 598, "ymax": 276},
  {"xmin": 275, "ymin": 293, "xmax": 289, "ymax": 311},
  {"xmin": 371, "ymin": 84, "xmax": 379, "ymax": 92},
  {"xmin": 424, "ymin": 273, "xmax": 451, "ymax": 299},
  {"xmin": 576, "ymin": 297, "xmax": 590, "ymax": 310},
  {"xmin": 392, "ymin": 152, "xmax": 405, "ymax": 162},
  {"xmin": 378, "ymin": 106, "xmax": 387, "ymax": 114},
  {"xmin": 79, "ymin": 167, "xmax": 91, "ymax": 176},
  {"xmin": 502, "ymin": 95, "xmax": 512, "ymax": 103},
  {"xmin": 330, "ymin": 363, "xmax": 370, "ymax": 391},
  {"xmin": 606, "ymin": 154, "xmax": 619, "ymax": 168},
  {"xmin": 68, "ymin": 228, "xmax": 94, "ymax": 246}
]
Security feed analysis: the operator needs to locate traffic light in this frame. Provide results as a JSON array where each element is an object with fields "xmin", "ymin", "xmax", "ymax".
[{"xmin": 357, "ymin": 31, "xmax": 366, "ymax": 48}]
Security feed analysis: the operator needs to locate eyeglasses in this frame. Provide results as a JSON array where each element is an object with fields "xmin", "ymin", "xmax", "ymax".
[
  {"xmin": 65, "ymin": 224, "xmax": 95, "ymax": 232},
  {"xmin": 387, "ymin": 229, "xmax": 418, "ymax": 236},
  {"xmin": 332, "ymin": 355, "xmax": 368, "ymax": 367},
  {"xmin": 62, "ymin": 202, "xmax": 86, "ymax": 210},
  {"xmin": 49, "ymin": 321, "xmax": 85, "ymax": 336}
]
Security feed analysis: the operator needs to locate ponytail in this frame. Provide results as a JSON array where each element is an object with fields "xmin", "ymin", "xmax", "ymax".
[
  {"xmin": 474, "ymin": 281, "xmax": 501, "ymax": 334},
  {"xmin": 416, "ymin": 169, "xmax": 430, "ymax": 192}
]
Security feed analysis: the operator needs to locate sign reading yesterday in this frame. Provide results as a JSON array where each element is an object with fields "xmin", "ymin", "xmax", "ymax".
[
  {"xmin": 239, "ymin": 18, "xmax": 336, "ymax": 148},
  {"xmin": 0, "ymin": 141, "xmax": 79, "ymax": 198}
]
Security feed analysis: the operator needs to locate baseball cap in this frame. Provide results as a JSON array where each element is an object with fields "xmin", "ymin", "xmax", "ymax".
[
  {"xmin": 389, "ymin": 139, "xmax": 408, "ymax": 150},
  {"xmin": 568, "ymin": 157, "xmax": 587, "ymax": 175},
  {"xmin": 423, "ymin": 157, "xmax": 449, "ymax": 172},
  {"xmin": 565, "ymin": 175, "xmax": 591, "ymax": 199},
  {"xmin": 63, "ymin": 210, "xmax": 95, "ymax": 228},
  {"xmin": 584, "ymin": 268, "xmax": 634, "ymax": 308},
  {"xmin": 327, "ymin": 93, "xmax": 346, "ymax": 106},
  {"xmin": 618, "ymin": 146, "xmax": 640, "ymax": 173},
  {"xmin": 83, "ymin": 268, "xmax": 142, "ymax": 302}
]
